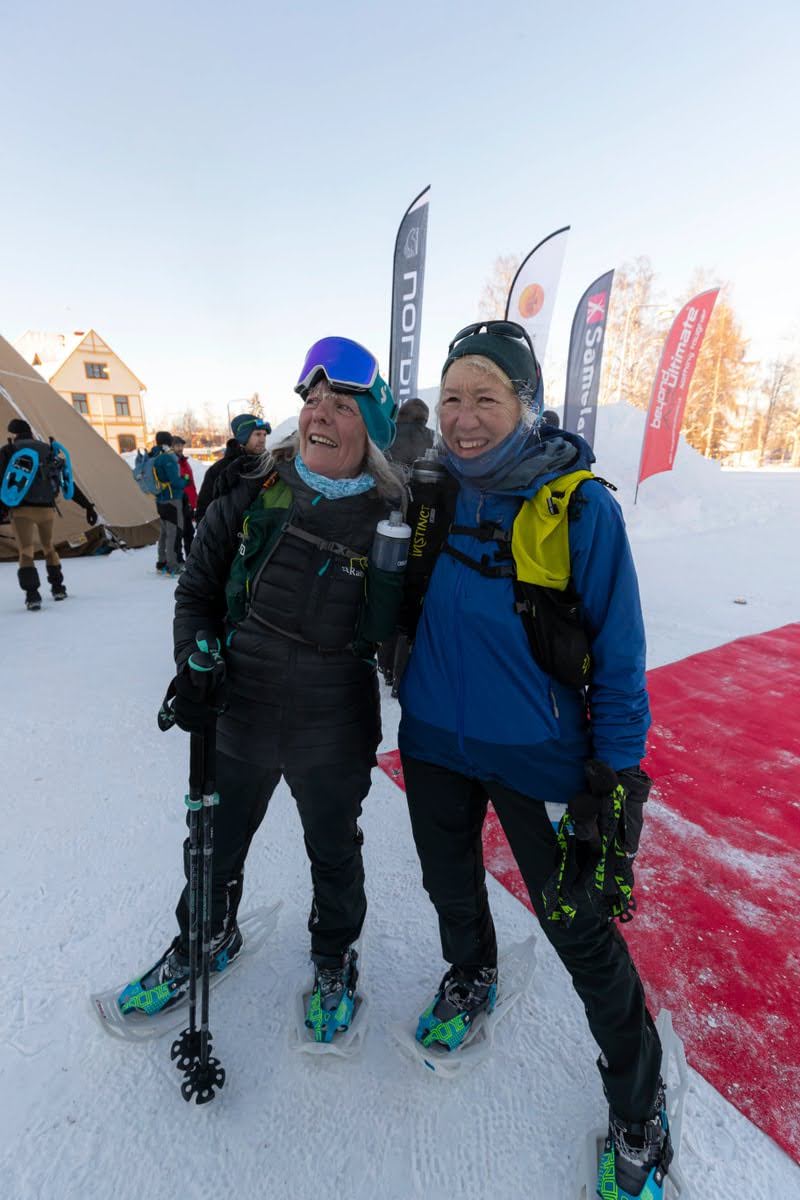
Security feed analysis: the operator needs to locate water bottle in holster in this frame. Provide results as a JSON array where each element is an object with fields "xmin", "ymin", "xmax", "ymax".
[
  {"xmin": 352, "ymin": 511, "xmax": 412, "ymax": 658},
  {"xmin": 398, "ymin": 450, "xmax": 454, "ymax": 639}
]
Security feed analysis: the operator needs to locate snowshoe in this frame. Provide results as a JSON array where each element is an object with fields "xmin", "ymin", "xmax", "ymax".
[
  {"xmin": 305, "ymin": 947, "xmax": 359, "ymax": 1043},
  {"xmin": 416, "ymin": 964, "xmax": 497, "ymax": 1052},
  {"xmin": 393, "ymin": 936, "xmax": 535, "ymax": 1077},
  {"xmin": 576, "ymin": 1010, "xmax": 688, "ymax": 1200},
  {"xmin": 292, "ymin": 941, "xmax": 368, "ymax": 1058},
  {"xmin": 596, "ymin": 1081, "xmax": 673, "ymax": 1199},
  {"xmin": 117, "ymin": 922, "xmax": 243, "ymax": 1017},
  {"xmin": 90, "ymin": 902, "xmax": 282, "ymax": 1043},
  {"xmin": 25, "ymin": 592, "xmax": 42, "ymax": 611}
]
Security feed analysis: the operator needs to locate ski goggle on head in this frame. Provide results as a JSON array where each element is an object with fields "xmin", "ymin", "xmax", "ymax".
[
  {"xmin": 294, "ymin": 336, "xmax": 399, "ymax": 451},
  {"xmin": 295, "ymin": 336, "xmax": 381, "ymax": 399},
  {"xmin": 447, "ymin": 320, "xmax": 537, "ymax": 363}
]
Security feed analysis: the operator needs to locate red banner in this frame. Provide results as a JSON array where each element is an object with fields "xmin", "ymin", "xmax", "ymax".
[{"xmin": 637, "ymin": 288, "xmax": 719, "ymax": 487}]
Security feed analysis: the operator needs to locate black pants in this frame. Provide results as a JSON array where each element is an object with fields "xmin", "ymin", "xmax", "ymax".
[
  {"xmin": 175, "ymin": 498, "xmax": 194, "ymax": 560},
  {"xmin": 176, "ymin": 750, "xmax": 371, "ymax": 962},
  {"xmin": 401, "ymin": 753, "xmax": 662, "ymax": 1122}
]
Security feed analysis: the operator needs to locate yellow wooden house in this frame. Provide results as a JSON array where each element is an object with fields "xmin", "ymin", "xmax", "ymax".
[{"xmin": 14, "ymin": 329, "xmax": 149, "ymax": 453}]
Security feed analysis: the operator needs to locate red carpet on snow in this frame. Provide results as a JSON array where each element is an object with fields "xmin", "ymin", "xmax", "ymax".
[{"xmin": 378, "ymin": 623, "xmax": 800, "ymax": 1163}]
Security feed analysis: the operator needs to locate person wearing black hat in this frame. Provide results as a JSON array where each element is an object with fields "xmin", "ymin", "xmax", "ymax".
[
  {"xmin": 396, "ymin": 321, "xmax": 671, "ymax": 1198},
  {"xmin": 119, "ymin": 338, "xmax": 404, "ymax": 1049},
  {"xmin": 146, "ymin": 431, "xmax": 187, "ymax": 576},
  {"xmin": 388, "ymin": 397, "xmax": 434, "ymax": 470},
  {"xmin": 0, "ymin": 417, "xmax": 98, "ymax": 609},
  {"xmin": 194, "ymin": 413, "xmax": 271, "ymax": 525}
]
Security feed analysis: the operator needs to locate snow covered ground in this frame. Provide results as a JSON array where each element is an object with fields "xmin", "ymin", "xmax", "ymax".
[{"xmin": 3, "ymin": 412, "xmax": 799, "ymax": 1199}]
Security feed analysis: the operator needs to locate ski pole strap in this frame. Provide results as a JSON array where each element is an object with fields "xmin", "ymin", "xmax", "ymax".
[
  {"xmin": 542, "ymin": 779, "xmax": 636, "ymax": 926},
  {"xmin": 157, "ymin": 680, "xmax": 177, "ymax": 731}
]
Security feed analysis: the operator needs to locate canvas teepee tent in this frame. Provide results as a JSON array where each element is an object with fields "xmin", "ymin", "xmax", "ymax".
[{"xmin": 0, "ymin": 334, "xmax": 158, "ymax": 560}]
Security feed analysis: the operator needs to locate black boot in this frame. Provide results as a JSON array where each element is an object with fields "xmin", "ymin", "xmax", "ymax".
[
  {"xmin": 18, "ymin": 566, "xmax": 42, "ymax": 611},
  {"xmin": 46, "ymin": 563, "xmax": 68, "ymax": 600}
]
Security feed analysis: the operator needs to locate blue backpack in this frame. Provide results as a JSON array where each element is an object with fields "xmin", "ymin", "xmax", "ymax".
[{"xmin": 132, "ymin": 449, "xmax": 162, "ymax": 497}]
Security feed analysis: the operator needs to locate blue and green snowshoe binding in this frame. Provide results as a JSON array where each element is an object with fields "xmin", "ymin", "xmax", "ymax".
[
  {"xmin": 597, "ymin": 1081, "xmax": 673, "ymax": 1199},
  {"xmin": 416, "ymin": 965, "xmax": 498, "ymax": 1052},
  {"xmin": 305, "ymin": 947, "xmax": 359, "ymax": 1043},
  {"xmin": 117, "ymin": 924, "xmax": 243, "ymax": 1017}
]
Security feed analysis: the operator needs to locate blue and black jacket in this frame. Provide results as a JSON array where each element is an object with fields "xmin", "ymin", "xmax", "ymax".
[
  {"xmin": 398, "ymin": 432, "xmax": 650, "ymax": 804},
  {"xmin": 150, "ymin": 446, "xmax": 187, "ymax": 506}
]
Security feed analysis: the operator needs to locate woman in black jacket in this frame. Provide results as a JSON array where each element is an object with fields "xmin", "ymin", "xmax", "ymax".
[{"xmin": 118, "ymin": 338, "xmax": 402, "ymax": 1045}]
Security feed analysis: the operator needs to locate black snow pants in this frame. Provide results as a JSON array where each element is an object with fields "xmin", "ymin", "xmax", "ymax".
[
  {"xmin": 176, "ymin": 750, "xmax": 371, "ymax": 963},
  {"xmin": 401, "ymin": 753, "xmax": 663, "ymax": 1123}
]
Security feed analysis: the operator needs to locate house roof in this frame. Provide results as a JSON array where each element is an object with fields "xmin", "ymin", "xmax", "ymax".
[{"xmin": 13, "ymin": 328, "xmax": 146, "ymax": 391}]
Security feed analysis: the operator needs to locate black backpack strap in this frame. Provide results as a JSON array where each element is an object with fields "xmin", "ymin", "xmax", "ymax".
[{"xmin": 283, "ymin": 522, "xmax": 364, "ymax": 563}]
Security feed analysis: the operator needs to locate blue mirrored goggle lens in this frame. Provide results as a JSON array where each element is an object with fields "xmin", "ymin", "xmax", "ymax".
[{"xmin": 295, "ymin": 337, "xmax": 379, "ymax": 396}]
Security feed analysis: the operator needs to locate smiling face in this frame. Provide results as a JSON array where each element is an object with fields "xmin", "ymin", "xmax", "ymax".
[
  {"xmin": 298, "ymin": 380, "xmax": 368, "ymax": 479},
  {"xmin": 439, "ymin": 357, "xmax": 521, "ymax": 459}
]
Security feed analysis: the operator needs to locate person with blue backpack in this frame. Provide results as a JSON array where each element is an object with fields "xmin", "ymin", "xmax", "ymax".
[
  {"xmin": 138, "ymin": 431, "xmax": 187, "ymax": 576},
  {"xmin": 397, "ymin": 321, "xmax": 672, "ymax": 1200}
]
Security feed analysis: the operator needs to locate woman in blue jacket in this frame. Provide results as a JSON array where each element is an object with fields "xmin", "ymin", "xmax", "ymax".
[{"xmin": 398, "ymin": 321, "xmax": 671, "ymax": 1200}]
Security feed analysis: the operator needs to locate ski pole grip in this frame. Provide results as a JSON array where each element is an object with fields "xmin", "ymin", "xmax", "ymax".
[
  {"xmin": 189, "ymin": 732, "xmax": 205, "ymax": 797},
  {"xmin": 195, "ymin": 630, "xmax": 222, "ymax": 659}
]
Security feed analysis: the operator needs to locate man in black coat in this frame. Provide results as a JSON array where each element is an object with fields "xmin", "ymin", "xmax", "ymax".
[{"xmin": 194, "ymin": 414, "xmax": 271, "ymax": 524}]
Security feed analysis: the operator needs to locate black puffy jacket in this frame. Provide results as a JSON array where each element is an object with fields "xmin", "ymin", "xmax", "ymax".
[
  {"xmin": 194, "ymin": 440, "xmax": 246, "ymax": 523},
  {"xmin": 174, "ymin": 459, "xmax": 394, "ymax": 768}
]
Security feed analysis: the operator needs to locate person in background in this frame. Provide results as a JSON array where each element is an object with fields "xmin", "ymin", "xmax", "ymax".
[
  {"xmin": 541, "ymin": 409, "xmax": 560, "ymax": 428},
  {"xmin": 194, "ymin": 414, "xmax": 271, "ymax": 524},
  {"xmin": 397, "ymin": 321, "xmax": 670, "ymax": 1200},
  {"xmin": 387, "ymin": 397, "xmax": 434, "ymax": 470},
  {"xmin": 0, "ymin": 417, "xmax": 97, "ymax": 609},
  {"xmin": 379, "ymin": 397, "xmax": 435, "ymax": 687},
  {"xmin": 171, "ymin": 436, "xmax": 197, "ymax": 562},
  {"xmin": 149, "ymin": 431, "xmax": 186, "ymax": 577}
]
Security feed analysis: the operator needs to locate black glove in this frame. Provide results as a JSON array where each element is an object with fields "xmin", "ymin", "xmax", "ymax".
[
  {"xmin": 85, "ymin": 504, "xmax": 98, "ymax": 526},
  {"xmin": 159, "ymin": 633, "xmax": 226, "ymax": 733},
  {"xmin": 542, "ymin": 759, "xmax": 652, "ymax": 926}
]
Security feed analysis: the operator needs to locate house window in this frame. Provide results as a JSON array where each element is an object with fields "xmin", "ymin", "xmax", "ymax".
[
  {"xmin": 118, "ymin": 434, "xmax": 136, "ymax": 453},
  {"xmin": 85, "ymin": 362, "xmax": 109, "ymax": 379},
  {"xmin": 114, "ymin": 395, "xmax": 130, "ymax": 417},
  {"xmin": 72, "ymin": 393, "xmax": 89, "ymax": 414}
]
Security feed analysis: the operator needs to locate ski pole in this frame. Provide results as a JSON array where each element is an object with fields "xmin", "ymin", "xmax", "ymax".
[
  {"xmin": 179, "ymin": 726, "xmax": 225, "ymax": 1104},
  {"xmin": 170, "ymin": 732, "xmax": 204, "ymax": 1071},
  {"xmin": 170, "ymin": 728, "xmax": 225, "ymax": 1103}
]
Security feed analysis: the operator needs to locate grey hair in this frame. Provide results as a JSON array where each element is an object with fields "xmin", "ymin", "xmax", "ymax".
[{"xmin": 251, "ymin": 431, "xmax": 406, "ymax": 510}]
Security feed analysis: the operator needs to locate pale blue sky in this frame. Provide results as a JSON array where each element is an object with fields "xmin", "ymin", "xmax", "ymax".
[{"xmin": 3, "ymin": 0, "xmax": 798, "ymax": 428}]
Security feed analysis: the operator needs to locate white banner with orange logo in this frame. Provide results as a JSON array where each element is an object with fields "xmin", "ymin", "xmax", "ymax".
[{"xmin": 504, "ymin": 226, "xmax": 570, "ymax": 363}]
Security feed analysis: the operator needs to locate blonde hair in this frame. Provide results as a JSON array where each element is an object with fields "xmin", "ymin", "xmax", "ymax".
[{"xmin": 442, "ymin": 354, "xmax": 516, "ymax": 392}]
